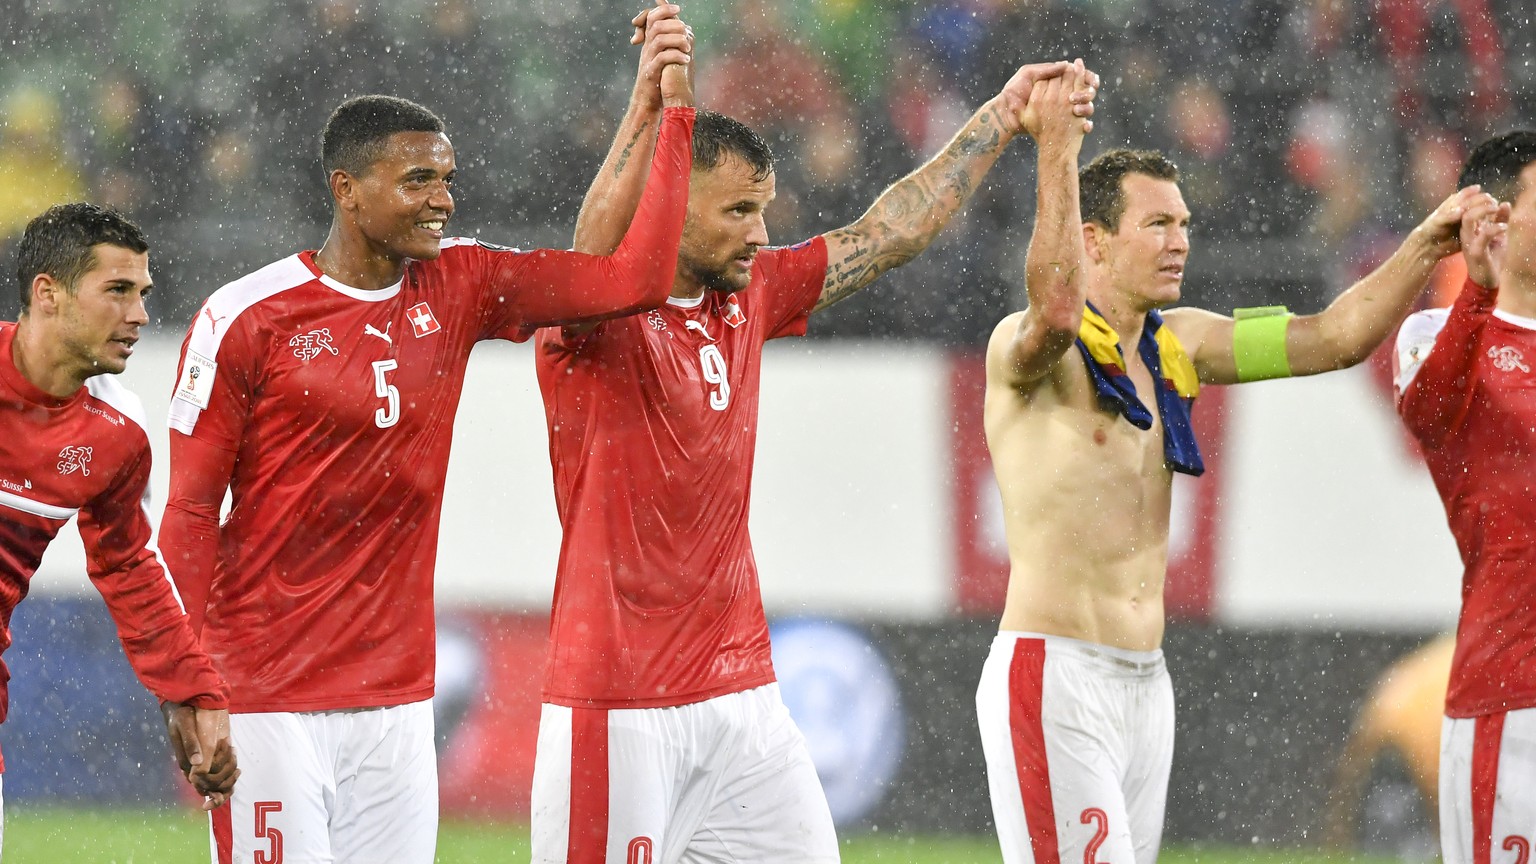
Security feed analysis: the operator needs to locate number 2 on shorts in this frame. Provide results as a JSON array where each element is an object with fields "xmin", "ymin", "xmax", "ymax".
[
  {"xmin": 254, "ymin": 800, "xmax": 283, "ymax": 864},
  {"xmin": 1080, "ymin": 807, "xmax": 1109, "ymax": 864}
]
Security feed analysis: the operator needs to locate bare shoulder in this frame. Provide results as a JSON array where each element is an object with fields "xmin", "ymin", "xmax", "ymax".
[
  {"xmin": 1159, "ymin": 304, "xmax": 1226, "ymax": 332},
  {"xmin": 1159, "ymin": 305, "xmax": 1233, "ymax": 348},
  {"xmin": 984, "ymin": 311, "xmax": 1033, "ymax": 385}
]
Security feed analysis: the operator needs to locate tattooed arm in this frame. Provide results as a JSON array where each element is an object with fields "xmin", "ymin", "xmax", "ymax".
[
  {"xmin": 814, "ymin": 60, "xmax": 1097, "ymax": 312},
  {"xmin": 572, "ymin": 2, "xmax": 692, "ymax": 255}
]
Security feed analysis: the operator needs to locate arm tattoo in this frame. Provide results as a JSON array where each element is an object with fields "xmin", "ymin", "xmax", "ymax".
[
  {"xmin": 612, "ymin": 121, "xmax": 652, "ymax": 178},
  {"xmin": 815, "ymin": 114, "xmax": 1007, "ymax": 311}
]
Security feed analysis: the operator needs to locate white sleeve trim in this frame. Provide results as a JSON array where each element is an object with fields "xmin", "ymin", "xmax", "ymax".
[{"xmin": 1394, "ymin": 308, "xmax": 1450, "ymax": 396}]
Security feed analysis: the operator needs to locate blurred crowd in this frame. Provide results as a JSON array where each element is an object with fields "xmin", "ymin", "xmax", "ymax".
[{"xmin": 1, "ymin": 0, "xmax": 1533, "ymax": 342}]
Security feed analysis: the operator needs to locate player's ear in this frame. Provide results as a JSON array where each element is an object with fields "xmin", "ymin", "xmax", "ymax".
[
  {"xmin": 1083, "ymin": 221, "xmax": 1105, "ymax": 263},
  {"xmin": 29, "ymin": 273, "xmax": 64, "ymax": 315},
  {"xmin": 329, "ymin": 168, "xmax": 357, "ymax": 211}
]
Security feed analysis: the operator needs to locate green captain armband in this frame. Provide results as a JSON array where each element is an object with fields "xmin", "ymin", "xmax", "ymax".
[{"xmin": 1232, "ymin": 305, "xmax": 1294, "ymax": 382}]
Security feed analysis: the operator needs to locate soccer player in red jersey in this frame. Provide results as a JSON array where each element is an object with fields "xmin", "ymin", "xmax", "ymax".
[
  {"xmin": 527, "ymin": 12, "xmax": 1098, "ymax": 855},
  {"xmin": 1393, "ymin": 131, "xmax": 1536, "ymax": 864},
  {"xmin": 0, "ymin": 203, "xmax": 237, "ymax": 845},
  {"xmin": 156, "ymin": 12, "xmax": 695, "ymax": 861}
]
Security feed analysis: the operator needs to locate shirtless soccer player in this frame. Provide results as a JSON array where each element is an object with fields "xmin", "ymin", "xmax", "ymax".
[
  {"xmin": 1394, "ymin": 130, "xmax": 1536, "ymax": 864},
  {"xmin": 157, "ymin": 19, "xmax": 693, "ymax": 862},
  {"xmin": 529, "ymin": 17, "xmax": 1098, "ymax": 859},
  {"xmin": 0, "ymin": 203, "xmax": 237, "ymax": 845},
  {"xmin": 975, "ymin": 136, "xmax": 1496, "ymax": 861}
]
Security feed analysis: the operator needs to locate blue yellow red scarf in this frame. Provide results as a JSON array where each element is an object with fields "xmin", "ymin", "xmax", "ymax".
[{"xmin": 1074, "ymin": 302, "xmax": 1204, "ymax": 476}]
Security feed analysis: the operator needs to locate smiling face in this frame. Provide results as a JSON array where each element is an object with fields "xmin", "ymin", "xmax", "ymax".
[
  {"xmin": 675, "ymin": 155, "xmax": 776, "ymax": 297},
  {"xmin": 47, "ymin": 243, "xmax": 153, "ymax": 379},
  {"xmin": 345, "ymin": 131, "xmax": 456, "ymax": 263},
  {"xmin": 1088, "ymin": 172, "xmax": 1191, "ymax": 309}
]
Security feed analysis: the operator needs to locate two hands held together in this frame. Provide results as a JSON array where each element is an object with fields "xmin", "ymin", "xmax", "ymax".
[
  {"xmin": 999, "ymin": 58, "xmax": 1101, "ymax": 147},
  {"xmin": 630, "ymin": 2, "xmax": 693, "ymax": 108},
  {"xmin": 162, "ymin": 702, "xmax": 240, "ymax": 810}
]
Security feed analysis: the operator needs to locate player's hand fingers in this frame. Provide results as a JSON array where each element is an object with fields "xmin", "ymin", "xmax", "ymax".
[
  {"xmin": 1006, "ymin": 60, "xmax": 1070, "ymax": 100},
  {"xmin": 163, "ymin": 703, "xmax": 201, "ymax": 773},
  {"xmin": 1079, "ymin": 62, "xmax": 1101, "ymax": 92},
  {"xmin": 645, "ymin": 3, "xmax": 681, "ymax": 27},
  {"xmin": 655, "ymin": 48, "xmax": 691, "ymax": 68}
]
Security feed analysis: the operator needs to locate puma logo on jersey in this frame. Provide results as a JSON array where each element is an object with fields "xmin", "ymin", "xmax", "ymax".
[
  {"xmin": 684, "ymin": 320, "xmax": 716, "ymax": 342},
  {"xmin": 201, "ymin": 306, "xmax": 228, "ymax": 335},
  {"xmin": 1487, "ymin": 345, "xmax": 1530, "ymax": 373},
  {"xmin": 290, "ymin": 329, "xmax": 341, "ymax": 361},
  {"xmin": 364, "ymin": 322, "xmax": 393, "ymax": 345},
  {"xmin": 408, "ymin": 302, "xmax": 441, "ymax": 337},
  {"xmin": 56, "ymin": 446, "xmax": 93, "ymax": 477}
]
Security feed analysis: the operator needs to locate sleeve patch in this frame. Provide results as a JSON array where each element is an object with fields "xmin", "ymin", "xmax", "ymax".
[
  {"xmin": 173, "ymin": 350, "xmax": 218, "ymax": 411},
  {"xmin": 1394, "ymin": 311, "xmax": 1447, "ymax": 395}
]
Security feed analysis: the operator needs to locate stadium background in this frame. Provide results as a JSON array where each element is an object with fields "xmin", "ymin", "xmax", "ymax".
[{"xmin": 4, "ymin": 0, "xmax": 1533, "ymax": 858}]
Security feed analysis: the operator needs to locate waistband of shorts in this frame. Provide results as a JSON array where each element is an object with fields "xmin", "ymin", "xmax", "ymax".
[{"xmin": 994, "ymin": 630, "xmax": 1166, "ymax": 676}]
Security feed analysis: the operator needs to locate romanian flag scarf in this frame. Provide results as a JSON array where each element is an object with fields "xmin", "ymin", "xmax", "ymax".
[{"xmin": 1073, "ymin": 302, "xmax": 1205, "ymax": 476}]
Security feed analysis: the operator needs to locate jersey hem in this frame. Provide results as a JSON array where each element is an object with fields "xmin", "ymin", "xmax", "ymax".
[
  {"xmin": 1445, "ymin": 692, "xmax": 1536, "ymax": 718},
  {"xmin": 540, "ymin": 671, "xmax": 776, "ymax": 710},
  {"xmin": 228, "ymin": 686, "xmax": 434, "ymax": 715}
]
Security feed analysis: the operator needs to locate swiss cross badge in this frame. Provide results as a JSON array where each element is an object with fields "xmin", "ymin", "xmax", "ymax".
[
  {"xmin": 408, "ymin": 302, "xmax": 441, "ymax": 337},
  {"xmin": 722, "ymin": 294, "xmax": 746, "ymax": 329}
]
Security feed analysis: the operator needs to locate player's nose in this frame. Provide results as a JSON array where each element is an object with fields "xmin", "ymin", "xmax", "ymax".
[{"xmin": 745, "ymin": 214, "xmax": 769, "ymax": 248}]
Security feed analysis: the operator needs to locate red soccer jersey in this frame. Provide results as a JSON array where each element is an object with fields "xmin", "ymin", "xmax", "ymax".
[
  {"xmin": 0, "ymin": 322, "xmax": 227, "ymax": 766},
  {"xmin": 535, "ymin": 238, "xmax": 829, "ymax": 708},
  {"xmin": 1395, "ymin": 278, "xmax": 1536, "ymax": 717},
  {"xmin": 158, "ymin": 104, "xmax": 694, "ymax": 715}
]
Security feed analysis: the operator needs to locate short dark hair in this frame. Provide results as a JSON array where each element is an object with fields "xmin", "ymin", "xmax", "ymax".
[
  {"xmin": 16, "ymin": 203, "xmax": 149, "ymax": 312},
  {"xmin": 693, "ymin": 109, "xmax": 773, "ymax": 181},
  {"xmin": 1458, "ymin": 130, "xmax": 1536, "ymax": 203},
  {"xmin": 1080, "ymin": 149, "xmax": 1181, "ymax": 231},
  {"xmin": 320, "ymin": 95, "xmax": 446, "ymax": 177}
]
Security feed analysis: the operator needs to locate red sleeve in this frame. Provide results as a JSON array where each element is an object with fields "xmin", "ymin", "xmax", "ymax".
[
  {"xmin": 1398, "ymin": 277, "xmax": 1497, "ymax": 448},
  {"xmin": 481, "ymin": 107, "xmax": 695, "ymax": 341},
  {"xmin": 159, "ymin": 431, "xmax": 236, "ymax": 640},
  {"xmin": 761, "ymin": 237, "xmax": 830, "ymax": 340},
  {"xmin": 167, "ymin": 309, "xmax": 258, "ymax": 453},
  {"xmin": 77, "ymin": 443, "xmax": 229, "ymax": 710}
]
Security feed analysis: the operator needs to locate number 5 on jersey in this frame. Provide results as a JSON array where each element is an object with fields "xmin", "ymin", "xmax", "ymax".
[
  {"xmin": 699, "ymin": 345, "xmax": 730, "ymax": 411},
  {"xmin": 372, "ymin": 359, "xmax": 400, "ymax": 428}
]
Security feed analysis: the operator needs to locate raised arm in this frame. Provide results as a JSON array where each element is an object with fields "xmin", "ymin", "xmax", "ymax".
[
  {"xmin": 988, "ymin": 67, "xmax": 1092, "ymax": 387},
  {"xmin": 1165, "ymin": 186, "xmax": 1498, "ymax": 384},
  {"xmin": 503, "ymin": 98, "xmax": 694, "ymax": 330},
  {"xmin": 815, "ymin": 60, "xmax": 1096, "ymax": 312},
  {"xmin": 1397, "ymin": 198, "xmax": 1510, "ymax": 447},
  {"xmin": 572, "ymin": 1, "xmax": 692, "ymax": 256}
]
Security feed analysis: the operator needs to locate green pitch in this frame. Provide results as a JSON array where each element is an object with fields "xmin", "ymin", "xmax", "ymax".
[{"xmin": 1, "ymin": 807, "xmax": 1408, "ymax": 864}]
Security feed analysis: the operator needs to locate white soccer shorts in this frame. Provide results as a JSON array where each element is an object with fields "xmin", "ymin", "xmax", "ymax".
[
  {"xmin": 976, "ymin": 632, "xmax": 1175, "ymax": 864},
  {"xmin": 209, "ymin": 699, "xmax": 437, "ymax": 864},
  {"xmin": 1440, "ymin": 707, "xmax": 1536, "ymax": 864},
  {"xmin": 531, "ymin": 683, "xmax": 840, "ymax": 864}
]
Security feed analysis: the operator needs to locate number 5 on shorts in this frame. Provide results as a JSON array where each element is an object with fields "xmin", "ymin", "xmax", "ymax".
[{"xmin": 254, "ymin": 801, "xmax": 283, "ymax": 864}]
